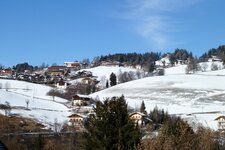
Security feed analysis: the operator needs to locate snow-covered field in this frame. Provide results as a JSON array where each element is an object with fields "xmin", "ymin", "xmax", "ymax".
[
  {"xmin": 0, "ymin": 79, "xmax": 70, "ymax": 128},
  {"xmin": 164, "ymin": 61, "xmax": 224, "ymax": 75},
  {"xmin": 1, "ymin": 62, "xmax": 225, "ymax": 130},
  {"xmin": 77, "ymin": 66, "xmax": 144, "ymax": 87},
  {"xmin": 91, "ymin": 63, "xmax": 225, "ymax": 130}
]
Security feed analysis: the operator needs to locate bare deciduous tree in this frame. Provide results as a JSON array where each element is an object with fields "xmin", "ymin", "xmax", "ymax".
[
  {"xmin": 25, "ymin": 99, "xmax": 30, "ymax": 109},
  {"xmin": 201, "ymin": 62, "xmax": 208, "ymax": 72},
  {"xmin": 211, "ymin": 63, "xmax": 219, "ymax": 71},
  {"xmin": 54, "ymin": 118, "xmax": 63, "ymax": 133},
  {"xmin": 0, "ymin": 101, "xmax": 11, "ymax": 116}
]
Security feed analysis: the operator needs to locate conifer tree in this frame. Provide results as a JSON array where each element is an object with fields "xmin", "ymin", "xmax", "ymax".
[
  {"xmin": 84, "ymin": 96, "xmax": 140, "ymax": 150},
  {"xmin": 106, "ymin": 80, "xmax": 109, "ymax": 88},
  {"xmin": 110, "ymin": 72, "xmax": 117, "ymax": 86},
  {"xmin": 140, "ymin": 101, "xmax": 147, "ymax": 114}
]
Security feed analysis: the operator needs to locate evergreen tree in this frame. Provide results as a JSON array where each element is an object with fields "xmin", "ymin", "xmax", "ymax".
[
  {"xmin": 110, "ymin": 72, "xmax": 117, "ymax": 86},
  {"xmin": 106, "ymin": 80, "xmax": 109, "ymax": 88},
  {"xmin": 140, "ymin": 101, "xmax": 147, "ymax": 114},
  {"xmin": 84, "ymin": 96, "xmax": 140, "ymax": 150}
]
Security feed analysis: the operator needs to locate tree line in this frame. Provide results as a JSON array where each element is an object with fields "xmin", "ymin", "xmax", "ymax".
[
  {"xmin": 199, "ymin": 45, "xmax": 225, "ymax": 62},
  {"xmin": 1, "ymin": 45, "xmax": 225, "ymax": 73}
]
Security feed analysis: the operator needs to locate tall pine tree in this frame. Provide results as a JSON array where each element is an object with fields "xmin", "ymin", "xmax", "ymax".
[
  {"xmin": 106, "ymin": 80, "xmax": 109, "ymax": 88},
  {"xmin": 140, "ymin": 101, "xmax": 147, "ymax": 114},
  {"xmin": 84, "ymin": 96, "xmax": 140, "ymax": 150},
  {"xmin": 110, "ymin": 72, "xmax": 117, "ymax": 86}
]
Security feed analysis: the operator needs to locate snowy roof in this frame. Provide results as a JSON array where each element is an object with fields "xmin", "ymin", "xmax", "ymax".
[
  {"xmin": 74, "ymin": 94, "xmax": 91, "ymax": 99},
  {"xmin": 129, "ymin": 112, "xmax": 147, "ymax": 117},
  {"xmin": 161, "ymin": 57, "xmax": 171, "ymax": 64},
  {"xmin": 68, "ymin": 113, "xmax": 87, "ymax": 118}
]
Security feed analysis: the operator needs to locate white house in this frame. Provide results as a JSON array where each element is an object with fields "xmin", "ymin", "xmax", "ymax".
[
  {"xmin": 56, "ymin": 81, "xmax": 68, "ymax": 89},
  {"xmin": 215, "ymin": 116, "xmax": 225, "ymax": 130},
  {"xmin": 175, "ymin": 59, "xmax": 187, "ymax": 66},
  {"xmin": 72, "ymin": 94, "xmax": 91, "ymax": 106},
  {"xmin": 135, "ymin": 64, "xmax": 142, "ymax": 70},
  {"xmin": 155, "ymin": 54, "xmax": 171, "ymax": 67},
  {"xmin": 129, "ymin": 112, "xmax": 151, "ymax": 126},
  {"xmin": 64, "ymin": 61, "xmax": 81, "ymax": 70},
  {"xmin": 68, "ymin": 113, "xmax": 87, "ymax": 130},
  {"xmin": 208, "ymin": 56, "xmax": 222, "ymax": 62}
]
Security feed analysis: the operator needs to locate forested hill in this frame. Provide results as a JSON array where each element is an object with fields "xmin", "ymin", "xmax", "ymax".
[
  {"xmin": 199, "ymin": 45, "xmax": 225, "ymax": 62},
  {"xmin": 95, "ymin": 45, "xmax": 225, "ymax": 67},
  {"xmin": 95, "ymin": 49, "xmax": 193, "ymax": 66},
  {"xmin": 99, "ymin": 52, "xmax": 161, "ymax": 65}
]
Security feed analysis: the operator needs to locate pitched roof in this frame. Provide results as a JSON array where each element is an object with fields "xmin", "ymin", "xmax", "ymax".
[
  {"xmin": 129, "ymin": 112, "xmax": 146, "ymax": 117},
  {"xmin": 215, "ymin": 116, "xmax": 225, "ymax": 120},
  {"xmin": 76, "ymin": 94, "xmax": 90, "ymax": 99},
  {"xmin": 68, "ymin": 113, "xmax": 87, "ymax": 118}
]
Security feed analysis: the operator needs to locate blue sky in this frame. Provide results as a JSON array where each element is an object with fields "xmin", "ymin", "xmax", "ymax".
[{"xmin": 0, "ymin": 0, "xmax": 225, "ymax": 67}]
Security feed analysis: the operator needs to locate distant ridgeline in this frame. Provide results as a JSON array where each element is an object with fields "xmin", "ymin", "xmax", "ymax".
[
  {"xmin": 199, "ymin": 45, "xmax": 225, "ymax": 62},
  {"xmin": 99, "ymin": 52, "xmax": 161, "ymax": 66},
  {"xmin": 97, "ymin": 48, "xmax": 193, "ymax": 66},
  {"xmin": 2, "ymin": 45, "xmax": 225, "ymax": 73}
]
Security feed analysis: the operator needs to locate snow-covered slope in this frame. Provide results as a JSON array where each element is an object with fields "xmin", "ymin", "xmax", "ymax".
[
  {"xmin": 0, "ymin": 79, "xmax": 70, "ymax": 128},
  {"xmin": 164, "ymin": 65, "xmax": 187, "ymax": 75},
  {"xmin": 164, "ymin": 61, "xmax": 224, "ymax": 75},
  {"xmin": 90, "ymin": 71, "xmax": 225, "ymax": 130},
  {"xmin": 78, "ymin": 66, "xmax": 144, "ymax": 87}
]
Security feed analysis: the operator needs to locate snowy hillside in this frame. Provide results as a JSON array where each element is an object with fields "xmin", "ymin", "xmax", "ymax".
[
  {"xmin": 164, "ymin": 61, "xmax": 224, "ymax": 75},
  {"xmin": 164, "ymin": 65, "xmax": 187, "ymax": 75},
  {"xmin": 0, "ymin": 79, "xmax": 70, "ymax": 128},
  {"xmin": 77, "ymin": 66, "xmax": 144, "ymax": 87},
  {"xmin": 91, "ymin": 67, "xmax": 225, "ymax": 130}
]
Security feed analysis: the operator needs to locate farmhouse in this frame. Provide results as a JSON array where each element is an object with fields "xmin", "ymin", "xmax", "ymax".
[
  {"xmin": 155, "ymin": 54, "xmax": 171, "ymax": 67},
  {"xmin": 0, "ymin": 68, "xmax": 14, "ymax": 77},
  {"xmin": 68, "ymin": 113, "xmax": 87, "ymax": 129},
  {"xmin": 72, "ymin": 94, "xmax": 91, "ymax": 106},
  {"xmin": 175, "ymin": 59, "xmax": 187, "ymax": 66},
  {"xmin": 56, "ymin": 80, "xmax": 69, "ymax": 89},
  {"xmin": 129, "ymin": 112, "xmax": 151, "ymax": 126},
  {"xmin": 64, "ymin": 61, "xmax": 81, "ymax": 71},
  {"xmin": 47, "ymin": 66, "xmax": 65, "ymax": 76},
  {"xmin": 81, "ymin": 77, "xmax": 98, "ymax": 85},
  {"xmin": 215, "ymin": 116, "xmax": 225, "ymax": 130},
  {"xmin": 208, "ymin": 55, "xmax": 222, "ymax": 62}
]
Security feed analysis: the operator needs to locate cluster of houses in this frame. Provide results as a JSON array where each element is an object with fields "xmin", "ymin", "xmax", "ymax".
[
  {"xmin": 2, "ymin": 59, "xmax": 225, "ymax": 132},
  {"xmin": 67, "ymin": 93, "xmax": 225, "ymax": 132},
  {"xmin": 65, "ymin": 93, "xmax": 153, "ymax": 130},
  {"xmin": 1, "ymin": 55, "xmax": 222, "ymax": 80},
  {"xmin": 208, "ymin": 55, "xmax": 222, "ymax": 62},
  {"xmin": 67, "ymin": 103, "xmax": 225, "ymax": 132},
  {"xmin": 155, "ymin": 54, "xmax": 222, "ymax": 68},
  {"xmin": 99, "ymin": 60, "xmax": 142, "ymax": 70},
  {"xmin": 155, "ymin": 54, "xmax": 191, "ymax": 68},
  {"xmin": 0, "ymin": 68, "xmax": 15, "ymax": 78},
  {"xmin": 67, "ymin": 109, "xmax": 152, "ymax": 131},
  {"xmin": 0, "ymin": 61, "xmax": 99, "ymax": 87}
]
